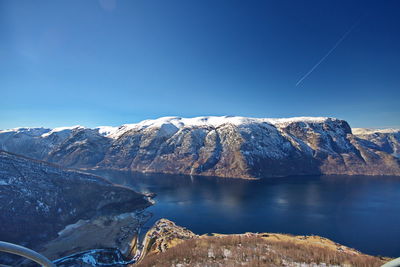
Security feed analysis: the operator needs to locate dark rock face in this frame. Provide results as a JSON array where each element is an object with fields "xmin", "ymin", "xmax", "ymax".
[
  {"xmin": 46, "ymin": 128, "xmax": 111, "ymax": 168},
  {"xmin": 1, "ymin": 117, "xmax": 399, "ymax": 179},
  {"xmin": 0, "ymin": 151, "xmax": 150, "ymax": 249}
]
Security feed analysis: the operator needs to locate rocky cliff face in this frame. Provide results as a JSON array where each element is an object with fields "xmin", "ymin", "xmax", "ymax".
[
  {"xmin": 0, "ymin": 150, "xmax": 151, "ymax": 251},
  {"xmin": 1, "ymin": 116, "xmax": 399, "ymax": 178}
]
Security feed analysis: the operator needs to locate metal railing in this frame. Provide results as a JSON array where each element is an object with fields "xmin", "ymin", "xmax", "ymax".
[
  {"xmin": 382, "ymin": 257, "xmax": 400, "ymax": 267},
  {"xmin": 0, "ymin": 241, "xmax": 55, "ymax": 267}
]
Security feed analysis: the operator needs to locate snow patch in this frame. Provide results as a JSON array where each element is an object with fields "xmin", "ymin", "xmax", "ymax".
[
  {"xmin": 81, "ymin": 254, "xmax": 97, "ymax": 265},
  {"xmin": 0, "ymin": 127, "xmax": 50, "ymax": 136},
  {"xmin": 95, "ymin": 126, "xmax": 119, "ymax": 136},
  {"xmin": 58, "ymin": 219, "xmax": 90, "ymax": 236},
  {"xmin": 41, "ymin": 125, "xmax": 84, "ymax": 138},
  {"xmin": 352, "ymin": 128, "xmax": 400, "ymax": 135}
]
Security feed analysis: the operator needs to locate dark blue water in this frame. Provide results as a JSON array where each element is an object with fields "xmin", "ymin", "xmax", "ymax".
[{"xmin": 92, "ymin": 170, "xmax": 400, "ymax": 257}]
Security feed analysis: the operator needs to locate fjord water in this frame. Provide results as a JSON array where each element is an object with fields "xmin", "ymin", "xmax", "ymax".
[{"xmin": 92, "ymin": 170, "xmax": 400, "ymax": 257}]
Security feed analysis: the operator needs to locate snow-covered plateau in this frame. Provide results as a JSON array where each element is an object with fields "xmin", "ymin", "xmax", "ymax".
[{"xmin": 1, "ymin": 116, "xmax": 399, "ymax": 178}]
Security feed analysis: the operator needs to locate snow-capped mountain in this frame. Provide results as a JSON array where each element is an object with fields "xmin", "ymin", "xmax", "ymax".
[
  {"xmin": 1, "ymin": 116, "xmax": 399, "ymax": 178},
  {"xmin": 353, "ymin": 128, "xmax": 400, "ymax": 158}
]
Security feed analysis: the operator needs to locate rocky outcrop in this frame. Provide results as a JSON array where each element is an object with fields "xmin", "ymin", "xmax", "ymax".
[
  {"xmin": 1, "ymin": 116, "xmax": 399, "ymax": 179},
  {"xmin": 140, "ymin": 219, "xmax": 198, "ymax": 257},
  {"xmin": 135, "ymin": 219, "xmax": 389, "ymax": 267},
  {"xmin": 0, "ymin": 150, "xmax": 151, "ymax": 252}
]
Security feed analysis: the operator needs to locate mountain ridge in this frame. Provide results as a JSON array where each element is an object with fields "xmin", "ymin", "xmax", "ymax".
[{"xmin": 1, "ymin": 116, "xmax": 399, "ymax": 179}]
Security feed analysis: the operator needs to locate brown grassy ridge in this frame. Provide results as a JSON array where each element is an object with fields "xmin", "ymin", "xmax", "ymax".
[{"xmin": 135, "ymin": 234, "xmax": 389, "ymax": 267}]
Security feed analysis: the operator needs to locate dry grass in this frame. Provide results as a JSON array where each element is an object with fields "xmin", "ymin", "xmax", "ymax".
[{"xmin": 135, "ymin": 235, "xmax": 387, "ymax": 267}]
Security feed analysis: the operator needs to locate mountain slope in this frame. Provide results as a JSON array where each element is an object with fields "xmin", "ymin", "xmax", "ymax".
[
  {"xmin": 0, "ymin": 150, "xmax": 151, "ymax": 250},
  {"xmin": 1, "ymin": 116, "xmax": 399, "ymax": 178},
  {"xmin": 353, "ymin": 128, "xmax": 400, "ymax": 158}
]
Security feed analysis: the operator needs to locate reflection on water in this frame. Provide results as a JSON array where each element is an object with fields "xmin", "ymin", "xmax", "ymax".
[{"xmin": 91, "ymin": 170, "xmax": 400, "ymax": 257}]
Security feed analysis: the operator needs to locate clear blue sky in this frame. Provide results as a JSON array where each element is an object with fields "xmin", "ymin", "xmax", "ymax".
[{"xmin": 1, "ymin": 0, "xmax": 399, "ymax": 129}]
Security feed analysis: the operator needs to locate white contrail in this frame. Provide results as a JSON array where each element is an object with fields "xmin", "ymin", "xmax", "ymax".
[{"xmin": 295, "ymin": 20, "xmax": 360, "ymax": 87}]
